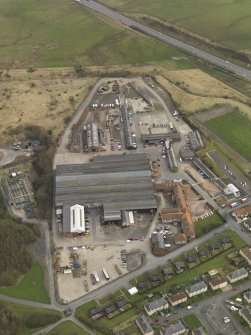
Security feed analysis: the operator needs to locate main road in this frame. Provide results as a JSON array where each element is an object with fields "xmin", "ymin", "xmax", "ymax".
[{"xmin": 78, "ymin": 0, "xmax": 251, "ymax": 81}]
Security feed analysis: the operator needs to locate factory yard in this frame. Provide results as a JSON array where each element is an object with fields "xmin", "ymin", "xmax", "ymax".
[
  {"xmin": 51, "ymin": 76, "xmax": 251, "ymax": 303},
  {"xmin": 56, "ymin": 245, "xmax": 142, "ymax": 302}
]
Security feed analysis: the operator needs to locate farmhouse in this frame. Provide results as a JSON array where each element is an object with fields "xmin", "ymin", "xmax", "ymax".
[
  {"xmin": 144, "ymin": 298, "xmax": 168, "ymax": 316},
  {"xmin": 227, "ymin": 267, "xmax": 248, "ymax": 283}
]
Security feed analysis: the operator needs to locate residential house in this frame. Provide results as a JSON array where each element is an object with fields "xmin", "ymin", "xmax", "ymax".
[
  {"xmin": 138, "ymin": 281, "xmax": 148, "ymax": 290},
  {"xmin": 209, "ymin": 243, "xmax": 220, "ymax": 251},
  {"xmin": 168, "ymin": 292, "xmax": 187, "ymax": 307},
  {"xmin": 150, "ymin": 274, "xmax": 161, "ymax": 282},
  {"xmin": 209, "ymin": 277, "xmax": 227, "ymax": 291},
  {"xmin": 244, "ymin": 291, "xmax": 251, "ymax": 304},
  {"xmin": 136, "ymin": 314, "xmax": 154, "ymax": 335},
  {"xmin": 88, "ymin": 306, "xmax": 104, "ymax": 320},
  {"xmin": 144, "ymin": 298, "xmax": 168, "ymax": 316},
  {"xmin": 160, "ymin": 320, "xmax": 186, "ymax": 335},
  {"xmin": 116, "ymin": 298, "xmax": 128, "ymax": 309},
  {"xmin": 186, "ymin": 255, "xmax": 197, "ymax": 263},
  {"xmin": 240, "ymin": 247, "xmax": 251, "ymax": 266},
  {"xmin": 220, "ymin": 237, "xmax": 231, "ymax": 245},
  {"xmin": 227, "ymin": 267, "xmax": 248, "ymax": 283},
  {"xmin": 162, "ymin": 268, "xmax": 173, "ymax": 277},
  {"xmin": 239, "ymin": 307, "xmax": 251, "ymax": 328},
  {"xmin": 175, "ymin": 261, "xmax": 186, "ymax": 273},
  {"xmin": 186, "ymin": 281, "xmax": 208, "ymax": 297},
  {"xmin": 198, "ymin": 249, "xmax": 210, "ymax": 257},
  {"xmin": 104, "ymin": 304, "xmax": 116, "ymax": 316}
]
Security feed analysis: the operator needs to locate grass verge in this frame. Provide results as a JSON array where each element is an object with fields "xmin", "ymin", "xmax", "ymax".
[
  {"xmin": 48, "ymin": 321, "xmax": 90, "ymax": 335},
  {"xmin": 0, "ymin": 262, "xmax": 50, "ymax": 303}
]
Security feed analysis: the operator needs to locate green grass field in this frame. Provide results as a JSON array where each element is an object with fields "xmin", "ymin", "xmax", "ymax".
[
  {"xmin": 205, "ymin": 112, "xmax": 251, "ymax": 160},
  {"xmin": 48, "ymin": 321, "xmax": 90, "ymax": 335},
  {"xmin": 101, "ymin": 0, "xmax": 251, "ymax": 52},
  {"xmin": 0, "ymin": 263, "xmax": 50, "ymax": 303},
  {"xmin": 183, "ymin": 314, "xmax": 203, "ymax": 330},
  {"xmin": 195, "ymin": 212, "xmax": 225, "ymax": 237},
  {"xmin": 0, "ymin": 0, "xmax": 192, "ymax": 69},
  {"xmin": 0, "ymin": 299, "xmax": 62, "ymax": 335}
]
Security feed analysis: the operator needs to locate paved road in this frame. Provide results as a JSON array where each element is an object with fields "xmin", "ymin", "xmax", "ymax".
[{"xmin": 79, "ymin": 0, "xmax": 251, "ymax": 81}]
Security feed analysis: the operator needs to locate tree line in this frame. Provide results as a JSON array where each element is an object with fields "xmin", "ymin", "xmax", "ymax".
[{"xmin": 0, "ymin": 303, "xmax": 61, "ymax": 335}]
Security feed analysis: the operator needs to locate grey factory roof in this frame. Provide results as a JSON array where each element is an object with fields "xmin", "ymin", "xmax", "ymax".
[
  {"xmin": 56, "ymin": 153, "xmax": 157, "ymax": 233},
  {"xmin": 161, "ymin": 320, "xmax": 186, "ymax": 335},
  {"xmin": 193, "ymin": 158, "xmax": 226, "ymax": 190},
  {"xmin": 142, "ymin": 132, "xmax": 181, "ymax": 143},
  {"xmin": 151, "ymin": 232, "xmax": 165, "ymax": 250},
  {"xmin": 186, "ymin": 281, "xmax": 207, "ymax": 294}
]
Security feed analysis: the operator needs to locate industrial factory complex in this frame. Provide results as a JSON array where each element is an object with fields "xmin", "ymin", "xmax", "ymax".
[
  {"xmin": 50, "ymin": 77, "xmax": 251, "ymax": 303},
  {"xmin": 55, "ymin": 153, "xmax": 157, "ymax": 235}
]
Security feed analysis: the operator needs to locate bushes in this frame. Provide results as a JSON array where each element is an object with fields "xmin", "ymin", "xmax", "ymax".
[
  {"xmin": 0, "ymin": 219, "xmax": 39, "ymax": 286},
  {"xmin": 32, "ymin": 149, "xmax": 53, "ymax": 222},
  {"xmin": 0, "ymin": 303, "xmax": 21, "ymax": 335},
  {"xmin": 23, "ymin": 312, "xmax": 61, "ymax": 329},
  {"xmin": 0, "ymin": 302, "xmax": 62, "ymax": 335}
]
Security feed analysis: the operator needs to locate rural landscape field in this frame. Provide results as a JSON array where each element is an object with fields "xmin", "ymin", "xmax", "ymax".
[
  {"xmin": 0, "ymin": 0, "xmax": 191, "ymax": 69},
  {"xmin": 100, "ymin": 0, "xmax": 251, "ymax": 53},
  {"xmin": 205, "ymin": 112, "xmax": 251, "ymax": 161}
]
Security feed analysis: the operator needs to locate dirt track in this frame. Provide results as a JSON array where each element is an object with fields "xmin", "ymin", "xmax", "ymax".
[{"xmin": 194, "ymin": 106, "xmax": 235, "ymax": 123}]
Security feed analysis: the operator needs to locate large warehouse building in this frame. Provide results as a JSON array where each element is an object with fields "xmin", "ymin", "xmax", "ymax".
[{"xmin": 55, "ymin": 153, "xmax": 157, "ymax": 235}]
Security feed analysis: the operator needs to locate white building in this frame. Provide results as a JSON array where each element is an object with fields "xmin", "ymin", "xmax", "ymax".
[
  {"xmin": 70, "ymin": 204, "xmax": 86, "ymax": 233},
  {"xmin": 224, "ymin": 183, "xmax": 240, "ymax": 198}
]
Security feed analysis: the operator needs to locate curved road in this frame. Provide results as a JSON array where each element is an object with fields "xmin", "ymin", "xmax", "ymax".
[{"xmin": 79, "ymin": 0, "xmax": 251, "ymax": 81}]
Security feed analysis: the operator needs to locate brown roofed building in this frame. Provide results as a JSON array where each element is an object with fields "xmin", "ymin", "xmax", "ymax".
[
  {"xmin": 209, "ymin": 277, "xmax": 228, "ymax": 291},
  {"xmin": 168, "ymin": 292, "xmax": 187, "ymax": 306},
  {"xmin": 174, "ymin": 233, "xmax": 187, "ymax": 245},
  {"xmin": 232, "ymin": 205, "xmax": 251, "ymax": 218},
  {"xmin": 160, "ymin": 208, "xmax": 183, "ymax": 223},
  {"xmin": 174, "ymin": 182, "xmax": 195, "ymax": 238}
]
